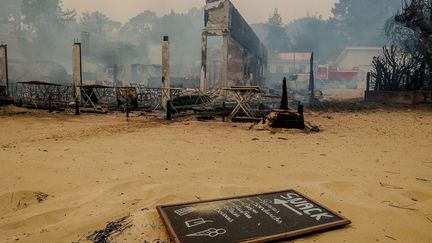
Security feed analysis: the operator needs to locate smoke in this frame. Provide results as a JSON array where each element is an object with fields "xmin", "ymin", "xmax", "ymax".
[
  {"xmin": 0, "ymin": 0, "xmax": 204, "ymax": 87},
  {"xmin": 1, "ymin": 0, "xmax": 401, "ymax": 90}
]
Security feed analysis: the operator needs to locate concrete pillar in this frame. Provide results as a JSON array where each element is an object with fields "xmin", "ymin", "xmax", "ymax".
[
  {"xmin": 0, "ymin": 45, "xmax": 8, "ymax": 96},
  {"xmin": 72, "ymin": 43, "xmax": 82, "ymax": 101},
  {"xmin": 200, "ymin": 32, "xmax": 207, "ymax": 92},
  {"xmin": 162, "ymin": 36, "xmax": 170, "ymax": 110}
]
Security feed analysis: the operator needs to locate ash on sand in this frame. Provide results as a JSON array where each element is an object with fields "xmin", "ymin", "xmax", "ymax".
[
  {"xmin": 86, "ymin": 215, "xmax": 133, "ymax": 243},
  {"xmin": 0, "ymin": 104, "xmax": 30, "ymax": 115}
]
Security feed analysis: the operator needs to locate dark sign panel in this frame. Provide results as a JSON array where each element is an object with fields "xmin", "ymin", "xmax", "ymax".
[{"xmin": 157, "ymin": 190, "xmax": 350, "ymax": 243}]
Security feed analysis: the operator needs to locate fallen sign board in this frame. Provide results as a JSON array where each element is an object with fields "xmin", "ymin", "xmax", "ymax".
[{"xmin": 157, "ymin": 189, "xmax": 351, "ymax": 243}]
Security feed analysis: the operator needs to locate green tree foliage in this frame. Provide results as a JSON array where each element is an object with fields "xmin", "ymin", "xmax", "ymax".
[
  {"xmin": 121, "ymin": 10, "xmax": 157, "ymax": 36},
  {"xmin": 392, "ymin": 0, "xmax": 432, "ymax": 65},
  {"xmin": 331, "ymin": 0, "xmax": 401, "ymax": 45},
  {"xmin": 79, "ymin": 8, "xmax": 203, "ymax": 74},
  {"xmin": 0, "ymin": 0, "xmax": 22, "ymax": 32},
  {"xmin": 78, "ymin": 11, "xmax": 145, "ymax": 66},
  {"xmin": 80, "ymin": 11, "xmax": 121, "ymax": 36},
  {"xmin": 21, "ymin": 0, "xmax": 59, "ymax": 26},
  {"xmin": 121, "ymin": 8, "xmax": 203, "ymax": 74},
  {"xmin": 279, "ymin": 0, "xmax": 402, "ymax": 62},
  {"xmin": 287, "ymin": 15, "xmax": 346, "ymax": 61},
  {"xmin": 151, "ymin": 8, "xmax": 202, "ymax": 59},
  {"xmin": 370, "ymin": 0, "xmax": 432, "ymax": 91},
  {"xmin": 21, "ymin": 0, "xmax": 76, "ymax": 30},
  {"xmin": 91, "ymin": 41, "xmax": 141, "ymax": 66},
  {"xmin": 251, "ymin": 23, "xmax": 268, "ymax": 43},
  {"xmin": 19, "ymin": 0, "xmax": 76, "ymax": 62},
  {"xmin": 265, "ymin": 8, "xmax": 291, "ymax": 53}
]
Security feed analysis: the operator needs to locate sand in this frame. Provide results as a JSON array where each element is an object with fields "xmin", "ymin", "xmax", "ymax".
[{"xmin": 0, "ymin": 104, "xmax": 431, "ymax": 242}]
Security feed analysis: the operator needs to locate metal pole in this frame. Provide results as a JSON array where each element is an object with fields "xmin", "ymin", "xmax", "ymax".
[{"xmin": 79, "ymin": 43, "xmax": 82, "ymax": 90}]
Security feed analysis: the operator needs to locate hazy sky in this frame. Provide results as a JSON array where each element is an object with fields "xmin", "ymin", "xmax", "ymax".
[{"xmin": 62, "ymin": 0, "xmax": 339, "ymax": 24}]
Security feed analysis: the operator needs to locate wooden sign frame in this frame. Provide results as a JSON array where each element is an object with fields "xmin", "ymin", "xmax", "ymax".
[{"xmin": 157, "ymin": 189, "xmax": 351, "ymax": 243}]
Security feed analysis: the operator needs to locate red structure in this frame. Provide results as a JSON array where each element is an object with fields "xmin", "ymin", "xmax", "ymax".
[{"xmin": 316, "ymin": 65, "xmax": 359, "ymax": 81}]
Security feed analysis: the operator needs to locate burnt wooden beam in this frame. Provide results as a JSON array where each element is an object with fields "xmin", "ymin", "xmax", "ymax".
[{"xmin": 280, "ymin": 77, "xmax": 288, "ymax": 110}]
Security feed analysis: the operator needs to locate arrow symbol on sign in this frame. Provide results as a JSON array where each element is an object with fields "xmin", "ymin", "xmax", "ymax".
[{"xmin": 274, "ymin": 199, "xmax": 303, "ymax": 216}]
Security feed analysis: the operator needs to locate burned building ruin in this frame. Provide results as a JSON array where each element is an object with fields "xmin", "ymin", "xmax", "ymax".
[{"xmin": 200, "ymin": 0, "xmax": 267, "ymax": 91}]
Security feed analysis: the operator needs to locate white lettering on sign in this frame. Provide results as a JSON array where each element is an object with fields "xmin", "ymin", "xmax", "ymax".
[
  {"xmin": 174, "ymin": 207, "xmax": 196, "ymax": 216},
  {"xmin": 185, "ymin": 218, "xmax": 213, "ymax": 228},
  {"xmin": 275, "ymin": 193, "xmax": 334, "ymax": 221},
  {"xmin": 240, "ymin": 201, "xmax": 259, "ymax": 214},
  {"xmin": 232, "ymin": 202, "xmax": 253, "ymax": 219},
  {"xmin": 217, "ymin": 208, "xmax": 234, "ymax": 223},
  {"xmin": 224, "ymin": 205, "xmax": 241, "ymax": 218},
  {"xmin": 249, "ymin": 199, "xmax": 283, "ymax": 224},
  {"xmin": 274, "ymin": 199, "xmax": 303, "ymax": 216},
  {"xmin": 186, "ymin": 228, "xmax": 226, "ymax": 238},
  {"xmin": 258, "ymin": 198, "xmax": 281, "ymax": 214}
]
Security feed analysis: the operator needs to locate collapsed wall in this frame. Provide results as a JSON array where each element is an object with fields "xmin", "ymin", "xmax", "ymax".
[{"xmin": 200, "ymin": 0, "xmax": 267, "ymax": 91}]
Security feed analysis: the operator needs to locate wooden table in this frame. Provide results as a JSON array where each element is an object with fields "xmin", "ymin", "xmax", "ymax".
[
  {"xmin": 224, "ymin": 86, "xmax": 261, "ymax": 120},
  {"xmin": 79, "ymin": 84, "xmax": 116, "ymax": 112}
]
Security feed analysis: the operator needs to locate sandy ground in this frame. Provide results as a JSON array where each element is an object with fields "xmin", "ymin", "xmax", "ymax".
[{"xmin": 0, "ymin": 104, "xmax": 432, "ymax": 243}]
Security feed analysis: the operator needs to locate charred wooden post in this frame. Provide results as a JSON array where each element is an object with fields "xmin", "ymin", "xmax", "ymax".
[
  {"xmin": 375, "ymin": 61, "xmax": 382, "ymax": 91},
  {"xmin": 166, "ymin": 100, "xmax": 172, "ymax": 120},
  {"xmin": 75, "ymin": 96, "xmax": 80, "ymax": 115},
  {"xmin": 72, "ymin": 42, "xmax": 82, "ymax": 102},
  {"xmin": 48, "ymin": 95, "xmax": 52, "ymax": 112},
  {"xmin": 280, "ymin": 77, "xmax": 288, "ymax": 110},
  {"xmin": 298, "ymin": 101, "xmax": 304, "ymax": 121},
  {"xmin": 309, "ymin": 52, "xmax": 315, "ymax": 98},
  {"xmin": 268, "ymin": 82, "xmax": 305, "ymax": 129},
  {"xmin": 162, "ymin": 36, "xmax": 170, "ymax": 110},
  {"xmin": 4, "ymin": 45, "xmax": 8, "ymax": 97},
  {"xmin": 222, "ymin": 101, "xmax": 226, "ymax": 122},
  {"xmin": 366, "ymin": 72, "xmax": 371, "ymax": 91},
  {"xmin": 0, "ymin": 44, "xmax": 9, "ymax": 96},
  {"xmin": 126, "ymin": 99, "xmax": 130, "ymax": 120}
]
